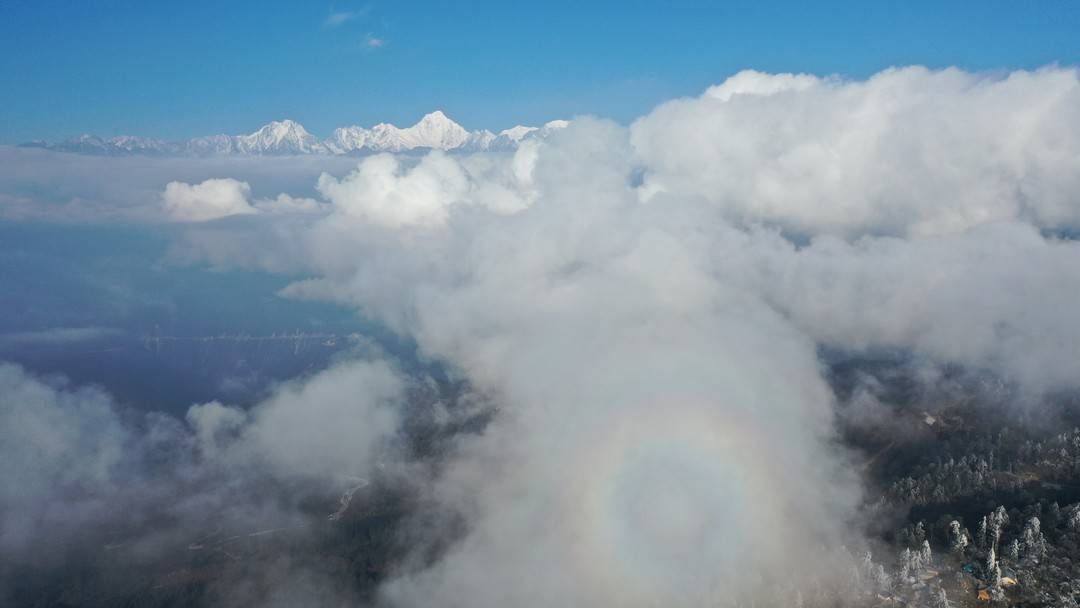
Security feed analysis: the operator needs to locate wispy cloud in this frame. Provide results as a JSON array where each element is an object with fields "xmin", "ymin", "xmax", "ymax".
[
  {"xmin": 0, "ymin": 326, "xmax": 123, "ymax": 345},
  {"xmin": 364, "ymin": 34, "xmax": 387, "ymax": 49},
  {"xmin": 324, "ymin": 8, "xmax": 367, "ymax": 28}
]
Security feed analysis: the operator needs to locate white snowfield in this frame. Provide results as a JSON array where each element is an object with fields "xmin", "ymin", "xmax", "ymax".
[{"xmin": 21, "ymin": 111, "xmax": 569, "ymax": 157}]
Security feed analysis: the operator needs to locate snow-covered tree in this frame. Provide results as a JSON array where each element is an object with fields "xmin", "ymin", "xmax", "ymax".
[
  {"xmin": 1069, "ymin": 507, "xmax": 1080, "ymax": 532},
  {"xmin": 985, "ymin": 546, "xmax": 1002, "ymax": 590},
  {"xmin": 989, "ymin": 506, "xmax": 1009, "ymax": 549},
  {"xmin": 919, "ymin": 540, "xmax": 932, "ymax": 569},
  {"xmin": 930, "ymin": 586, "xmax": 951, "ymax": 608},
  {"xmin": 1022, "ymin": 516, "xmax": 1047, "ymax": 560},
  {"xmin": 900, "ymin": 548, "xmax": 915, "ymax": 583},
  {"xmin": 872, "ymin": 563, "xmax": 892, "ymax": 593},
  {"xmin": 915, "ymin": 521, "xmax": 927, "ymax": 545},
  {"xmin": 948, "ymin": 520, "xmax": 969, "ymax": 554}
]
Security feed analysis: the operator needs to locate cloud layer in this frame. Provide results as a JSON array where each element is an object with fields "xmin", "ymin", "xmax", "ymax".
[
  {"xmin": 152, "ymin": 65, "xmax": 1080, "ymax": 605},
  {"xmin": 0, "ymin": 358, "xmax": 405, "ymax": 585},
  {"xmin": 635, "ymin": 66, "xmax": 1080, "ymax": 237},
  {"xmin": 3, "ymin": 65, "xmax": 1080, "ymax": 606}
]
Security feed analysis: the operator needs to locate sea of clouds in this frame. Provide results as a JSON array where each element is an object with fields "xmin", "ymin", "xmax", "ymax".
[{"xmin": 2, "ymin": 65, "xmax": 1080, "ymax": 606}]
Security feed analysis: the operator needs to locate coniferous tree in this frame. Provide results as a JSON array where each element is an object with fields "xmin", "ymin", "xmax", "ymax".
[
  {"xmin": 930, "ymin": 586, "xmax": 951, "ymax": 608},
  {"xmin": 990, "ymin": 506, "xmax": 1009, "ymax": 549},
  {"xmin": 1022, "ymin": 516, "xmax": 1047, "ymax": 561},
  {"xmin": 949, "ymin": 520, "xmax": 969, "ymax": 555},
  {"xmin": 1007, "ymin": 538, "xmax": 1020, "ymax": 561},
  {"xmin": 985, "ymin": 546, "xmax": 1002, "ymax": 590}
]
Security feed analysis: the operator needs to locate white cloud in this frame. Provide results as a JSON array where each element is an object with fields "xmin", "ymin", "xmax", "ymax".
[
  {"xmin": 741, "ymin": 221, "xmax": 1080, "ymax": 393},
  {"xmin": 364, "ymin": 34, "xmax": 387, "ymax": 48},
  {"xmin": 704, "ymin": 69, "xmax": 821, "ymax": 101},
  {"xmin": 633, "ymin": 66, "xmax": 1080, "ymax": 237},
  {"xmin": 162, "ymin": 177, "xmax": 258, "ymax": 222},
  {"xmin": 186, "ymin": 400, "xmax": 246, "ymax": 458},
  {"xmin": 253, "ymin": 192, "xmax": 323, "ymax": 214},
  {"xmin": 9, "ymin": 64, "xmax": 1080, "ymax": 605},
  {"xmin": 0, "ymin": 363, "xmax": 127, "ymax": 554},
  {"xmin": 203, "ymin": 359, "xmax": 402, "ymax": 479},
  {"xmin": 0, "ymin": 357, "xmax": 404, "ymax": 570},
  {"xmin": 0, "ymin": 148, "xmax": 356, "ymax": 222},
  {"xmin": 315, "ymin": 148, "xmax": 534, "ymax": 228},
  {"xmin": 176, "ymin": 68, "xmax": 1080, "ymax": 604},
  {"xmin": 161, "ymin": 178, "xmax": 327, "ymax": 222},
  {"xmin": 279, "ymin": 120, "xmax": 865, "ymax": 605},
  {"xmin": 317, "ymin": 153, "xmax": 467, "ymax": 227}
]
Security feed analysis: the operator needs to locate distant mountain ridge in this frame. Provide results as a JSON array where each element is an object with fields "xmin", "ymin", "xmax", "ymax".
[{"xmin": 19, "ymin": 112, "xmax": 569, "ymax": 157}]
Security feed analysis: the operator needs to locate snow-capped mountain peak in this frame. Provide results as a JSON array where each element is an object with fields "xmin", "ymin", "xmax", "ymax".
[
  {"xmin": 236, "ymin": 119, "xmax": 326, "ymax": 154},
  {"xmin": 404, "ymin": 110, "xmax": 471, "ymax": 147},
  {"xmin": 331, "ymin": 110, "xmax": 473, "ymax": 153},
  {"xmin": 417, "ymin": 110, "xmax": 454, "ymax": 126},
  {"xmin": 23, "ymin": 112, "xmax": 569, "ymax": 157},
  {"xmin": 254, "ymin": 119, "xmax": 309, "ymax": 142},
  {"xmin": 499, "ymin": 125, "xmax": 538, "ymax": 142}
]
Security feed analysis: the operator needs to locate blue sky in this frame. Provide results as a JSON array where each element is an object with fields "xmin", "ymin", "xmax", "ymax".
[{"xmin": 1, "ymin": 0, "xmax": 1079, "ymax": 143}]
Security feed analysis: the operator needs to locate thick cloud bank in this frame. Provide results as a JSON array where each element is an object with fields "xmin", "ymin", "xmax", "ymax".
[
  {"xmin": 259, "ymin": 119, "xmax": 865, "ymax": 606},
  {"xmin": 3, "ymin": 66, "xmax": 1080, "ymax": 606},
  {"xmin": 635, "ymin": 66, "xmax": 1080, "ymax": 237},
  {"xmin": 243, "ymin": 67, "xmax": 1080, "ymax": 606}
]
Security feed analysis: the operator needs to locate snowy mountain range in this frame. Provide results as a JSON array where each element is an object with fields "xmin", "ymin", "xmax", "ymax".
[{"xmin": 19, "ymin": 111, "xmax": 569, "ymax": 157}]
